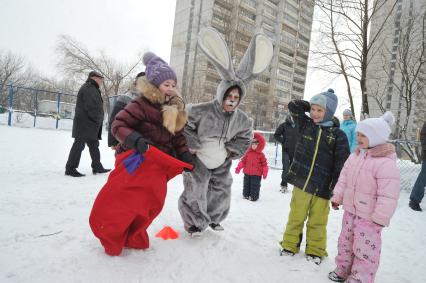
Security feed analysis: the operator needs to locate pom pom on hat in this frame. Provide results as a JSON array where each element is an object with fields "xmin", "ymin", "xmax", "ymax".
[
  {"xmin": 143, "ymin": 52, "xmax": 177, "ymax": 87},
  {"xmin": 356, "ymin": 111, "xmax": 395, "ymax": 147},
  {"xmin": 143, "ymin": 52, "xmax": 156, "ymax": 66}
]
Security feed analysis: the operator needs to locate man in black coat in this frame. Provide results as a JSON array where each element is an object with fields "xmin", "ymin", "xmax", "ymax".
[
  {"xmin": 409, "ymin": 121, "xmax": 426, "ymax": 211},
  {"xmin": 274, "ymin": 114, "xmax": 300, "ymax": 193},
  {"xmin": 65, "ymin": 71, "xmax": 111, "ymax": 177}
]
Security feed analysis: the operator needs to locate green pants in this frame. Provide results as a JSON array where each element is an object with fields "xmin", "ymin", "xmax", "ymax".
[{"xmin": 280, "ymin": 187, "xmax": 330, "ymax": 257}]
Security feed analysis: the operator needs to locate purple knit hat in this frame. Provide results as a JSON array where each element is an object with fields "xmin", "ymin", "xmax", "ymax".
[{"xmin": 143, "ymin": 52, "xmax": 177, "ymax": 87}]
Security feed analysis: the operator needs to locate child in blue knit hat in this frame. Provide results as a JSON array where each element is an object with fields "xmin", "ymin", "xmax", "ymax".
[{"xmin": 279, "ymin": 89, "xmax": 350, "ymax": 265}]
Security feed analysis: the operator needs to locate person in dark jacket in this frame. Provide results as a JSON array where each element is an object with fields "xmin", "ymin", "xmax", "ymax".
[
  {"xmin": 274, "ymin": 114, "xmax": 300, "ymax": 193},
  {"xmin": 409, "ymin": 121, "xmax": 426, "ymax": 211},
  {"xmin": 107, "ymin": 71, "xmax": 145, "ymax": 150},
  {"xmin": 279, "ymin": 89, "xmax": 350, "ymax": 265},
  {"xmin": 65, "ymin": 71, "xmax": 111, "ymax": 177}
]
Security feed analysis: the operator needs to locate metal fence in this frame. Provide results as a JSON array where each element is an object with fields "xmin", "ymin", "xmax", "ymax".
[
  {"xmin": 0, "ymin": 83, "xmax": 420, "ymax": 191},
  {"xmin": 0, "ymin": 84, "xmax": 117, "ymax": 130},
  {"xmin": 264, "ymin": 131, "xmax": 421, "ymax": 191}
]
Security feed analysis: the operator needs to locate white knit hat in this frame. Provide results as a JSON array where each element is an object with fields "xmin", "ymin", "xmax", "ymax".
[{"xmin": 356, "ymin": 111, "xmax": 395, "ymax": 147}]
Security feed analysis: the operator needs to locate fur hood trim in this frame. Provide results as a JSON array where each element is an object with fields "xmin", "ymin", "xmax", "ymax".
[{"xmin": 136, "ymin": 76, "xmax": 188, "ymax": 134}]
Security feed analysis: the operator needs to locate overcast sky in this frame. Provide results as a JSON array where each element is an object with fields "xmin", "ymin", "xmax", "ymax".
[
  {"xmin": 0, "ymin": 0, "xmax": 360, "ymax": 118},
  {"xmin": 0, "ymin": 0, "xmax": 176, "ymax": 77}
]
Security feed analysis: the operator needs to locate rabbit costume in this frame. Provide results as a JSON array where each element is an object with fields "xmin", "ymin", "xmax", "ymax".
[{"xmin": 178, "ymin": 27, "xmax": 273, "ymax": 232}]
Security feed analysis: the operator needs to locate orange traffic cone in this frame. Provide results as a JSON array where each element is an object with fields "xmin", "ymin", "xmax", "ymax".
[{"xmin": 155, "ymin": 226, "xmax": 179, "ymax": 240}]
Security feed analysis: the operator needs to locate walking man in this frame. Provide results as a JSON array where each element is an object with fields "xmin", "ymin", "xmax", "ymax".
[{"xmin": 65, "ymin": 71, "xmax": 110, "ymax": 177}]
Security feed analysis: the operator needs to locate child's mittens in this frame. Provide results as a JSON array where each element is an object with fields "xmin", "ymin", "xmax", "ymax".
[
  {"xmin": 331, "ymin": 201, "xmax": 340, "ymax": 210},
  {"xmin": 262, "ymin": 167, "xmax": 268, "ymax": 179},
  {"xmin": 235, "ymin": 162, "xmax": 243, "ymax": 174}
]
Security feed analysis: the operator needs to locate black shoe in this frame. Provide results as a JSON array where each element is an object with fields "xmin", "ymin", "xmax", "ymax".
[
  {"xmin": 328, "ymin": 271, "xmax": 346, "ymax": 282},
  {"xmin": 92, "ymin": 168, "xmax": 111, "ymax": 174},
  {"xmin": 209, "ymin": 223, "xmax": 224, "ymax": 231},
  {"xmin": 279, "ymin": 248, "xmax": 295, "ymax": 256},
  {"xmin": 65, "ymin": 169, "xmax": 85, "ymax": 177},
  {"xmin": 188, "ymin": 225, "xmax": 202, "ymax": 236},
  {"xmin": 306, "ymin": 254, "xmax": 322, "ymax": 265},
  {"xmin": 409, "ymin": 201, "xmax": 422, "ymax": 211}
]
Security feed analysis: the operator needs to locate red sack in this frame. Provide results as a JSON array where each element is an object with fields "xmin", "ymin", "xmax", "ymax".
[{"xmin": 89, "ymin": 147, "xmax": 192, "ymax": 256}]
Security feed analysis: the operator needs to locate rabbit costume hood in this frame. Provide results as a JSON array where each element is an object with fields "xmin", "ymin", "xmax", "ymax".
[{"xmin": 197, "ymin": 27, "xmax": 273, "ymax": 105}]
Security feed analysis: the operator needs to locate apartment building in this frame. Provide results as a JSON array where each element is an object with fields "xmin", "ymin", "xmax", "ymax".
[
  {"xmin": 367, "ymin": 0, "xmax": 426, "ymax": 140},
  {"xmin": 170, "ymin": 0, "xmax": 314, "ymax": 130}
]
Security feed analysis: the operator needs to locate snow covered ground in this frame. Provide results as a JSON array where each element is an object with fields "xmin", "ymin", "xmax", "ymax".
[{"xmin": 0, "ymin": 125, "xmax": 424, "ymax": 283}]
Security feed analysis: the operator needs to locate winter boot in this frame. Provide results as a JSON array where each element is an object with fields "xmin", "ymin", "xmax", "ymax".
[
  {"xmin": 209, "ymin": 223, "xmax": 224, "ymax": 231},
  {"xmin": 188, "ymin": 225, "xmax": 203, "ymax": 237},
  {"xmin": 280, "ymin": 186, "xmax": 288, "ymax": 193},
  {"xmin": 65, "ymin": 168, "xmax": 85, "ymax": 177},
  {"xmin": 306, "ymin": 254, "xmax": 322, "ymax": 265},
  {"xmin": 409, "ymin": 201, "xmax": 422, "ymax": 212},
  {"xmin": 280, "ymin": 248, "xmax": 295, "ymax": 256},
  {"xmin": 328, "ymin": 271, "xmax": 346, "ymax": 282}
]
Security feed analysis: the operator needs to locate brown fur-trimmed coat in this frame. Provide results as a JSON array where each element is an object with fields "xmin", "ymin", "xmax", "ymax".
[{"xmin": 111, "ymin": 77, "xmax": 189, "ymax": 157}]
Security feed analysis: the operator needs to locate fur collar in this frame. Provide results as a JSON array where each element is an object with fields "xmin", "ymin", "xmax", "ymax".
[{"xmin": 135, "ymin": 77, "xmax": 187, "ymax": 134}]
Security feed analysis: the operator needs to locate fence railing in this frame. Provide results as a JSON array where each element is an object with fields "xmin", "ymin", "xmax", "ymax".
[
  {"xmin": 1, "ymin": 83, "xmax": 420, "ymax": 191},
  {"xmin": 264, "ymin": 131, "xmax": 421, "ymax": 191},
  {"xmin": 0, "ymin": 84, "xmax": 117, "ymax": 130}
]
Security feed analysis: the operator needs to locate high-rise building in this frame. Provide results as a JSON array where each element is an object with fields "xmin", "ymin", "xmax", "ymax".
[
  {"xmin": 367, "ymin": 0, "xmax": 426, "ymax": 140},
  {"xmin": 170, "ymin": 0, "xmax": 314, "ymax": 130}
]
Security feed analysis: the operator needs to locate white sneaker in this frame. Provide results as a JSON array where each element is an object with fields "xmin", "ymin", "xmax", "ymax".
[{"xmin": 280, "ymin": 186, "xmax": 288, "ymax": 193}]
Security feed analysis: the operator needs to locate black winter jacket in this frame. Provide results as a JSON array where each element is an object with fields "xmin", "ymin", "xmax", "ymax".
[
  {"xmin": 274, "ymin": 115, "xmax": 300, "ymax": 156},
  {"xmin": 72, "ymin": 79, "xmax": 104, "ymax": 141},
  {"xmin": 287, "ymin": 100, "xmax": 350, "ymax": 200}
]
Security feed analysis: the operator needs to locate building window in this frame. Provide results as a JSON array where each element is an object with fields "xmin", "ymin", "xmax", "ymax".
[
  {"xmin": 283, "ymin": 12, "xmax": 298, "ymax": 26},
  {"xmin": 292, "ymin": 85, "xmax": 304, "ymax": 93},
  {"xmin": 239, "ymin": 8, "xmax": 256, "ymax": 21},
  {"xmin": 277, "ymin": 68, "xmax": 293, "ymax": 78}
]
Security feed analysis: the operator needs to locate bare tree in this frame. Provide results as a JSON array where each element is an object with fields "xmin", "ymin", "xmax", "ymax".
[
  {"xmin": 0, "ymin": 50, "xmax": 25, "ymax": 106},
  {"xmin": 56, "ymin": 35, "xmax": 143, "ymax": 113},
  {"xmin": 313, "ymin": 0, "xmax": 398, "ymax": 119}
]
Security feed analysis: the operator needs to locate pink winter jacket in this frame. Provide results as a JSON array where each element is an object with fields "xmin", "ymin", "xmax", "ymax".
[{"xmin": 331, "ymin": 143, "xmax": 400, "ymax": 227}]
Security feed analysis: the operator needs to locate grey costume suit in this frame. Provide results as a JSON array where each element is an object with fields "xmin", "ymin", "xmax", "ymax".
[{"xmin": 178, "ymin": 98, "xmax": 252, "ymax": 231}]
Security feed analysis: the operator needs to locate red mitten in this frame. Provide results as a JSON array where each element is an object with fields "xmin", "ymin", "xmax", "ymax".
[
  {"xmin": 262, "ymin": 167, "xmax": 268, "ymax": 179},
  {"xmin": 331, "ymin": 202, "xmax": 340, "ymax": 210},
  {"xmin": 235, "ymin": 162, "xmax": 243, "ymax": 174}
]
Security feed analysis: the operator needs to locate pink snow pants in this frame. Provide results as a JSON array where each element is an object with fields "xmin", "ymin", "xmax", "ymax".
[{"xmin": 333, "ymin": 211, "xmax": 383, "ymax": 283}]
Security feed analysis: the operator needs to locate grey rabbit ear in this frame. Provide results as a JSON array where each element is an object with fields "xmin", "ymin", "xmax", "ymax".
[
  {"xmin": 197, "ymin": 27, "xmax": 235, "ymax": 82},
  {"xmin": 236, "ymin": 33, "xmax": 273, "ymax": 84}
]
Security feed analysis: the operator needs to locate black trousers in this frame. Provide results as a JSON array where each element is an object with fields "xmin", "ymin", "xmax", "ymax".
[
  {"xmin": 65, "ymin": 139, "xmax": 102, "ymax": 170},
  {"xmin": 281, "ymin": 151, "xmax": 293, "ymax": 187},
  {"xmin": 243, "ymin": 174, "xmax": 262, "ymax": 201}
]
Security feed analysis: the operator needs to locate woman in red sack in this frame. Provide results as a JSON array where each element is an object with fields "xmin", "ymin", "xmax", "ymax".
[{"xmin": 89, "ymin": 52, "xmax": 194, "ymax": 256}]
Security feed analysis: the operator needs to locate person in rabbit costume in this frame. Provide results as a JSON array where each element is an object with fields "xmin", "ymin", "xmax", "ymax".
[{"xmin": 178, "ymin": 27, "xmax": 273, "ymax": 235}]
